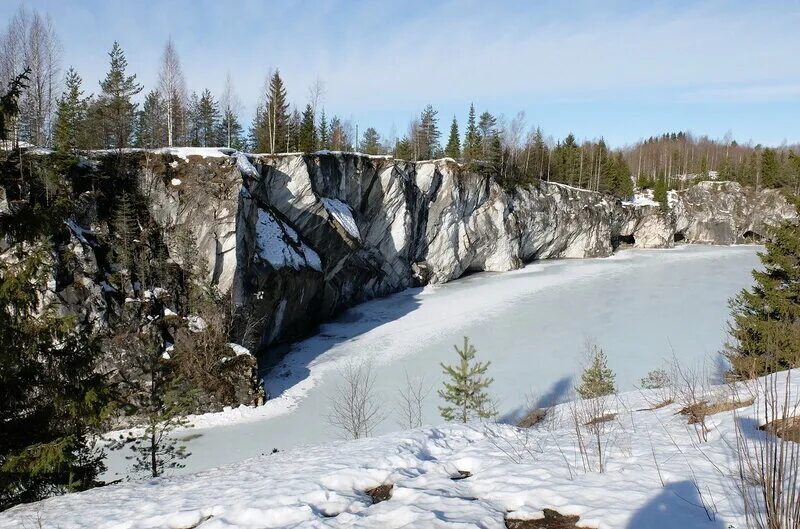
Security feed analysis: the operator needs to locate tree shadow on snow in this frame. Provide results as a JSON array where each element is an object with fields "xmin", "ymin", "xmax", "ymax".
[
  {"xmin": 626, "ymin": 481, "xmax": 728, "ymax": 529},
  {"xmin": 498, "ymin": 376, "xmax": 573, "ymax": 425}
]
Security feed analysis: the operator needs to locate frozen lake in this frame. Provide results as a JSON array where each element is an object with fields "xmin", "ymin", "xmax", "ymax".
[{"xmin": 104, "ymin": 245, "xmax": 761, "ymax": 479}]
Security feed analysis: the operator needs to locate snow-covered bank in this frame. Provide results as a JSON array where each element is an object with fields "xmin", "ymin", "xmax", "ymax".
[
  {"xmin": 97, "ymin": 245, "xmax": 760, "ymax": 479},
  {"xmin": 6, "ymin": 369, "xmax": 798, "ymax": 529}
]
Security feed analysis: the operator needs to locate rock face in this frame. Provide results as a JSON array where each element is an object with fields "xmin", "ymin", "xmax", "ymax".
[{"xmin": 5, "ymin": 149, "xmax": 797, "ymax": 391}]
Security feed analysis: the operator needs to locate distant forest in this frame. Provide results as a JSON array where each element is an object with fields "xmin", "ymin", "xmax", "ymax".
[{"xmin": 2, "ymin": 5, "xmax": 799, "ymax": 198}]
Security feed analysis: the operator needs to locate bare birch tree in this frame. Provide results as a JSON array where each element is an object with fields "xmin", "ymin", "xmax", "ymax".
[
  {"xmin": 328, "ymin": 361, "xmax": 384, "ymax": 439},
  {"xmin": 219, "ymin": 71, "xmax": 241, "ymax": 149},
  {"xmin": 157, "ymin": 37, "xmax": 186, "ymax": 147},
  {"xmin": 0, "ymin": 6, "xmax": 61, "ymax": 147}
]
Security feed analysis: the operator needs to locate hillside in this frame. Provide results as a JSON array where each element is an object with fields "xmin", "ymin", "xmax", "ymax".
[{"xmin": 3, "ymin": 369, "xmax": 797, "ymax": 529}]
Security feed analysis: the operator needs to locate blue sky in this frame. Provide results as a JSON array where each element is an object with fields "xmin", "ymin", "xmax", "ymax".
[{"xmin": 3, "ymin": 0, "xmax": 799, "ymax": 147}]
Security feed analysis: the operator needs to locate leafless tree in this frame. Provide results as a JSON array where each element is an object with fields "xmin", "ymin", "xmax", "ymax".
[
  {"xmin": 735, "ymin": 370, "xmax": 800, "ymax": 529},
  {"xmin": 328, "ymin": 360, "xmax": 384, "ymax": 439},
  {"xmin": 157, "ymin": 37, "xmax": 186, "ymax": 147},
  {"xmin": 307, "ymin": 77, "xmax": 325, "ymax": 116},
  {"xmin": 219, "ymin": 71, "xmax": 241, "ymax": 149},
  {"xmin": 0, "ymin": 6, "xmax": 61, "ymax": 147},
  {"xmin": 396, "ymin": 371, "xmax": 430, "ymax": 429}
]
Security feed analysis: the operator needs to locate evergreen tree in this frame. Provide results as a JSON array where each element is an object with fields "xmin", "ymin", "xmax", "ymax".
[
  {"xmin": 318, "ymin": 109, "xmax": 329, "ymax": 149},
  {"xmin": 97, "ymin": 42, "xmax": 142, "ymax": 148},
  {"xmin": 726, "ymin": 207, "xmax": 800, "ymax": 377},
  {"xmin": 136, "ymin": 90, "xmax": 167, "ymax": 149},
  {"xmin": 195, "ymin": 89, "xmax": 219, "ymax": 147},
  {"xmin": 287, "ymin": 107, "xmax": 301, "ymax": 152},
  {"xmin": 328, "ymin": 116, "xmax": 347, "ymax": 151},
  {"xmin": 477, "ymin": 111, "xmax": 497, "ymax": 158},
  {"xmin": 259, "ymin": 70, "xmax": 290, "ymax": 153},
  {"xmin": 111, "ymin": 193, "xmax": 139, "ymax": 274},
  {"xmin": 0, "ymin": 244, "xmax": 112, "ymax": 509},
  {"xmin": 438, "ymin": 337, "xmax": 495, "ymax": 423},
  {"xmin": 184, "ymin": 92, "xmax": 201, "ymax": 147},
  {"xmin": 0, "ymin": 68, "xmax": 30, "ymax": 144},
  {"xmin": 761, "ymin": 148, "xmax": 779, "ymax": 188},
  {"xmin": 53, "ymin": 67, "xmax": 89, "ymax": 151},
  {"xmin": 418, "ymin": 104, "xmax": 440, "ymax": 159},
  {"xmin": 394, "ymin": 137, "xmax": 413, "ymax": 160},
  {"xmin": 653, "ymin": 178, "xmax": 669, "ymax": 212},
  {"xmin": 216, "ymin": 108, "xmax": 243, "ymax": 150},
  {"xmin": 463, "ymin": 103, "xmax": 479, "ymax": 161},
  {"xmin": 445, "ymin": 116, "xmax": 460, "ymax": 159},
  {"xmin": 298, "ymin": 103, "xmax": 317, "ymax": 153},
  {"xmin": 576, "ymin": 345, "xmax": 616, "ymax": 399},
  {"xmin": 110, "ymin": 329, "xmax": 193, "ymax": 478},
  {"xmin": 359, "ymin": 127, "xmax": 381, "ymax": 155}
]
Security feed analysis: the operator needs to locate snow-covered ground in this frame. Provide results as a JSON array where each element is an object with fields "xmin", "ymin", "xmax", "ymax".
[
  {"xmin": 5, "ymin": 368, "xmax": 797, "ymax": 529},
  {"xmin": 96, "ymin": 245, "xmax": 761, "ymax": 481}
]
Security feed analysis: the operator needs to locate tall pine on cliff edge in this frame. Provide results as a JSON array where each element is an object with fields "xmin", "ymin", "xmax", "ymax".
[{"xmin": 726, "ymin": 199, "xmax": 800, "ymax": 377}]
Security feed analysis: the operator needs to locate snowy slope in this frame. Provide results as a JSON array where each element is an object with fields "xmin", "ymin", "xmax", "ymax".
[{"xmin": 4, "ymin": 370, "xmax": 797, "ymax": 529}]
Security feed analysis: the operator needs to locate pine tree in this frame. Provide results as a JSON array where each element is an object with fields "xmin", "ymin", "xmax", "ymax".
[
  {"xmin": 418, "ymin": 105, "xmax": 440, "ymax": 160},
  {"xmin": 463, "ymin": 103, "xmax": 479, "ymax": 161},
  {"xmin": 0, "ymin": 244, "xmax": 112, "ymax": 509},
  {"xmin": 445, "ymin": 116, "xmax": 460, "ymax": 159},
  {"xmin": 478, "ymin": 111, "xmax": 497, "ymax": 158},
  {"xmin": 53, "ymin": 67, "xmax": 89, "ymax": 151},
  {"xmin": 359, "ymin": 127, "xmax": 381, "ymax": 155},
  {"xmin": 576, "ymin": 345, "xmax": 616, "ymax": 399},
  {"xmin": 318, "ymin": 108, "xmax": 329, "ymax": 149},
  {"xmin": 438, "ymin": 337, "xmax": 495, "ymax": 423},
  {"xmin": 110, "ymin": 329, "xmax": 193, "ymax": 478},
  {"xmin": 329, "ymin": 116, "xmax": 347, "ymax": 151},
  {"xmin": 726, "ymin": 208, "xmax": 800, "ymax": 377},
  {"xmin": 298, "ymin": 103, "xmax": 317, "ymax": 153},
  {"xmin": 97, "ymin": 42, "xmax": 142, "ymax": 148}
]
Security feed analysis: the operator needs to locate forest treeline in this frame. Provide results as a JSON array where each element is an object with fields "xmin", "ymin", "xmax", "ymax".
[{"xmin": 2, "ymin": 4, "xmax": 800, "ymax": 199}]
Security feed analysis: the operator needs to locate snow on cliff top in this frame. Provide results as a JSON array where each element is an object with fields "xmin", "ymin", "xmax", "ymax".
[{"xmin": 4, "ymin": 370, "xmax": 798, "ymax": 529}]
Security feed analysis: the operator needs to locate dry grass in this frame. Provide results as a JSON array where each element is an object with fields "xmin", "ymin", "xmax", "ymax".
[
  {"xmin": 636, "ymin": 398, "xmax": 674, "ymax": 412},
  {"xmin": 517, "ymin": 408, "xmax": 548, "ymax": 429},
  {"xmin": 680, "ymin": 398, "xmax": 755, "ymax": 425},
  {"xmin": 365, "ymin": 484, "xmax": 393, "ymax": 504},
  {"xmin": 505, "ymin": 509, "xmax": 590, "ymax": 529},
  {"xmin": 760, "ymin": 416, "xmax": 800, "ymax": 443},
  {"xmin": 584, "ymin": 413, "xmax": 617, "ymax": 426}
]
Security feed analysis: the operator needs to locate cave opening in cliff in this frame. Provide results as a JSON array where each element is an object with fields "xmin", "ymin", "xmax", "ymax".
[
  {"xmin": 742, "ymin": 230, "xmax": 763, "ymax": 242},
  {"xmin": 674, "ymin": 231, "xmax": 686, "ymax": 243},
  {"xmin": 613, "ymin": 234, "xmax": 635, "ymax": 250}
]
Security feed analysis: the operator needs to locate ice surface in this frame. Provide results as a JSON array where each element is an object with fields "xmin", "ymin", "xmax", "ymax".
[{"xmin": 99, "ymin": 245, "xmax": 762, "ymax": 481}]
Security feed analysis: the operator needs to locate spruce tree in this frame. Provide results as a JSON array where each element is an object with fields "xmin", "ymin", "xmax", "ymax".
[
  {"xmin": 576, "ymin": 345, "xmax": 616, "ymax": 399},
  {"xmin": 53, "ymin": 67, "xmax": 89, "ymax": 151},
  {"xmin": 217, "ymin": 108, "xmax": 243, "ymax": 150},
  {"xmin": 653, "ymin": 178, "xmax": 669, "ymax": 212},
  {"xmin": 298, "ymin": 103, "xmax": 317, "ymax": 153},
  {"xmin": 463, "ymin": 103, "xmax": 479, "ymax": 161},
  {"xmin": 445, "ymin": 116, "xmax": 460, "ymax": 159},
  {"xmin": 318, "ymin": 109, "xmax": 329, "ymax": 150},
  {"xmin": 438, "ymin": 337, "xmax": 495, "ymax": 423},
  {"xmin": 394, "ymin": 137, "xmax": 413, "ymax": 160},
  {"xmin": 195, "ymin": 89, "xmax": 219, "ymax": 147},
  {"xmin": 0, "ymin": 244, "xmax": 112, "ymax": 509},
  {"xmin": 98, "ymin": 42, "xmax": 142, "ymax": 148},
  {"xmin": 726, "ymin": 208, "xmax": 800, "ymax": 377},
  {"xmin": 478, "ymin": 111, "xmax": 497, "ymax": 158},
  {"xmin": 359, "ymin": 127, "xmax": 381, "ymax": 155},
  {"xmin": 761, "ymin": 148, "xmax": 779, "ymax": 188},
  {"xmin": 112, "ymin": 193, "xmax": 139, "ymax": 274},
  {"xmin": 136, "ymin": 90, "xmax": 167, "ymax": 148},
  {"xmin": 0, "ymin": 68, "xmax": 30, "ymax": 144},
  {"xmin": 265, "ymin": 70, "xmax": 290, "ymax": 153}
]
